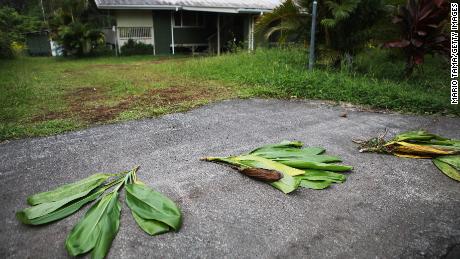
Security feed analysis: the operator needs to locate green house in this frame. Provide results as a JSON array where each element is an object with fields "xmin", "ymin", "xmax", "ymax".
[{"xmin": 95, "ymin": 0, "xmax": 281, "ymax": 55}]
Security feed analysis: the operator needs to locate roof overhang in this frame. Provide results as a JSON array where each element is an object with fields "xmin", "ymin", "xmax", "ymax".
[
  {"xmin": 97, "ymin": 5, "xmax": 272, "ymax": 13},
  {"xmin": 97, "ymin": 5, "xmax": 180, "ymax": 10}
]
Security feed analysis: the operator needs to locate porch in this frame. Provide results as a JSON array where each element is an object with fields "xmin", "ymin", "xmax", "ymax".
[{"xmin": 113, "ymin": 10, "xmax": 256, "ymax": 55}]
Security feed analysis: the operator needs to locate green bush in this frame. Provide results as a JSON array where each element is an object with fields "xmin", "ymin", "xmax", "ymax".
[
  {"xmin": 353, "ymin": 47, "xmax": 449, "ymax": 88},
  {"xmin": 120, "ymin": 39, "xmax": 153, "ymax": 56},
  {"xmin": 0, "ymin": 6, "xmax": 41, "ymax": 59},
  {"xmin": 0, "ymin": 32, "xmax": 14, "ymax": 59},
  {"xmin": 87, "ymin": 45, "xmax": 115, "ymax": 57}
]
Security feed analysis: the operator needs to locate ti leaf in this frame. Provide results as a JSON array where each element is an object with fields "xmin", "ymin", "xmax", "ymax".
[
  {"xmin": 436, "ymin": 155, "xmax": 460, "ymax": 170},
  {"xmin": 270, "ymin": 173, "xmax": 299, "ymax": 194},
  {"xmin": 299, "ymin": 170, "xmax": 347, "ymax": 183},
  {"xmin": 249, "ymin": 140, "xmax": 304, "ymax": 153},
  {"xmin": 295, "ymin": 170, "xmax": 346, "ymax": 190},
  {"xmin": 275, "ymin": 159, "xmax": 353, "ymax": 171},
  {"xmin": 298, "ymin": 180, "xmax": 332, "ymax": 190},
  {"xmin": 17, "ymin": 188, "xmax": 105, "ymax": 225},
  {"xmin": 131, "ymin": 211, "xmax": 170, "ymax": 236},
  {"xmin": 27, "ymin": 173, "xmax": 114, "ymax": 205},
  {"xmin": 392, "ymin": 130, "xmax": 448, "ymax": 143},
  {"xmin": 125, "ymin": 183, "xmax": 182, "ymax": 232},
  {"xmin": 65, "ymin": 191, "xmax": 121, "ymax": 259},
  {"xmin": 433, "ymin": 158, "xmax": 460, "ymax": 182},
  {"xmin": 255, "ymin": 152, "xmax": 341, "ymax": 163},
  {"xmin": 250, "ymin": 142, "xmax": 325, "ymax": 156}
]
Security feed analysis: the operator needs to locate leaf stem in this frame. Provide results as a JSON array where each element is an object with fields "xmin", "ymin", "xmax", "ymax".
[{"xmin": 112, "ymin": 166, "xmax": 141, "ymax": 192}]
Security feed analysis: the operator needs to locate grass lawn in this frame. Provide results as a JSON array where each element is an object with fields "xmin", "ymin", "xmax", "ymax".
[{"xmin": 0, "ymin": 48, "xmax": 457, "ymax": 140}]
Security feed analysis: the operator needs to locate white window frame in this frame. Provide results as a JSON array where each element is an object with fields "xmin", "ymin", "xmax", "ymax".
[{"xmin": 173, "ymin": 12, "xmax": 205, "ymax": 28}]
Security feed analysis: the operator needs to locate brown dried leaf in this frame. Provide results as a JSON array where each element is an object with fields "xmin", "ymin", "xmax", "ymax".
[{"xmin": 239, "ymin": 168, "xmax": 283, "ymax": 182}]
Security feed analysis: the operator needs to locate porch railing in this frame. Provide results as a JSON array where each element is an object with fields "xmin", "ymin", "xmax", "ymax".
[{"xmin": 118, "ymin": 27, "xmax": 152, "ymax": 39}]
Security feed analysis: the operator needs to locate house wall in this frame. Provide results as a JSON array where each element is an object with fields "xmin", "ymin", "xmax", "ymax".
[
  {"xmin": 153, "ymin": 11, "xmax": 172, "ymax": 55},
  {"xmin": 115, "ymin": 10, "xmax": 154, "ymax": 53},
  {"xmin": 116, "ymin": 10, "xmax": 153, "ymax": 27}
]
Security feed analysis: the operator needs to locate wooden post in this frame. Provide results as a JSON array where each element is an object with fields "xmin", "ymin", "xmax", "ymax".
[
  {"xmin": 171, "ymin": 12, "xmax": 175, "ymax": 55},
  {"xmin": 248, "ymin": 15, "xmax": 255, "ymax": 52},
  {"xmin": 151, "ymin": 27, "xmax": 155, "ymax": 55},
  {"xmin": 308, "ymin": 1, "xmax": 318, "ymax": 70},
  {"xmin": 217, "ymin": 14, "xmax": 220, "ymax": 56},
  {"xmin": 116, "ymin": 26, "xmax": 120, "ymax": 55}
]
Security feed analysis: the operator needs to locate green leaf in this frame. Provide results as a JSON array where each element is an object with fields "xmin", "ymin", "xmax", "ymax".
[
  {"xmin": 19, "ymin": 189, "xmax": 97, "ymax": 220},
  {"xmin": 249, "ymin": 140, "xmax": 304, "ymax": 153},
  {"xmin": 250, "ymin": 141, "xmax": 325, "ymax": 156},
  {"xmin": 17, "ymin": 188, "xmax": 104, "ymax": 225},
  {"xmin": 125, "ymin": 183, "xmax": 182, "ymax": 231},
  {"xmin": 299, "ymin": 180, "xmax": 332, "ymax": 190},
  {"xmin": 433, "ymin": 159, "xmax": 460, "ymax": 182},
  {"xmin": 392, "ymin": 130, "xmax": 448, "ymax": 143},
  {"xmin": 272, "ymin": 154, "xmax": 341, "ymax": 163},
  {"xmin": 275, "ymin": 159, "xmax": 353, "ymax": 171},
  {"xmin": 131, "ymin": 211, "xmax": 170, "ymax": 236},
  {"xmin": 255, "ymin": 151, "xmax": 341, "ymax": 163},
  {"xmin": 297, "ymin": 170, "xmax": 347, "ymax": 183},
  {"xmin": 65, "ymin": 191, "xmax": 121, "ymax": 259},
  {"xmin": 436, "ymin": 155, "xmax": 460, "ymax": 170},
  {"xmin": 27, "ymin": 173, "xmax": 113, "ymax": 205},
  {"xmin": 270, "ymin": 173, "xmax": 300, "ymax": 194}
]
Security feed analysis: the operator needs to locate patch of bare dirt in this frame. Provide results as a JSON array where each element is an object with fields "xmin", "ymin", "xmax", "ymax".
[
  {"xmin": 147, "ymin": 57, "xmax": 189, "ymax": 64},
  {"xmin": 63, "ymin": 87, "xmax": 132, "ymax": 123},
  {"xmin": 31, "ymin": 83, "xmax": 231, "ymax": 124},
  {"xmin": 86, "ymin": 63, "xmax": 140, "ymax": 69}
]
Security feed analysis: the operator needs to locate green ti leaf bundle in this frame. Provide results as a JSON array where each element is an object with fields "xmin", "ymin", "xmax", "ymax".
[
  {"xmin": 203, "ymin": 140, "xmax": 353, "ymax": 194},
  {"xmin": 354, "ymin": 130, "xmax": 460, "ymax": 182},
  {"xmin": 17, "ymin": 167, "xmax": 182, "ymax": 259}
]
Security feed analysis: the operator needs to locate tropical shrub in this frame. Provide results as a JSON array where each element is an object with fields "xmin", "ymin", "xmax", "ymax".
[
  {"xmin": 48, "ymin": 0, "xmax": 106, "ymax": 56},
  {"xmin": 255, "ymin": 0, "xmax": 389, "ymax": 64},
  {"xmin": 120, "ymin": 39, "xmax": 153, "ymax": 56},
  {"xmin": 383, "ymin": 0, "xmax": 450, "ymax": 76},
  {"xmin": 255, "ymin": 0, "xmax": 310, "ymax": 44},
  {"xmin": 0, "ymin": 6, "xmax": 41, "ymax": 58}
]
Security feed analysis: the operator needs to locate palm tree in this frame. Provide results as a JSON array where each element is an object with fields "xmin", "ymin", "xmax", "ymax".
[
  {"xmin": 48, "ymin": 0, "xmax": 104, "ymax": 56},
  {"xmin": 255, "ymin": 0, "xmax": 310, "ymax": 44}
]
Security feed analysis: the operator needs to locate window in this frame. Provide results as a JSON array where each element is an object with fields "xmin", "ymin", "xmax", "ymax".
[{"xmin": 173, "ymin": 12, "xmax": 204, "ymax": 28}]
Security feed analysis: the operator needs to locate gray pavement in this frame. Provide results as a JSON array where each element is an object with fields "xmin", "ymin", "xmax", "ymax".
[{"xmin": 1, "ymin": 99, "xmax": 459, "ymax": 259}]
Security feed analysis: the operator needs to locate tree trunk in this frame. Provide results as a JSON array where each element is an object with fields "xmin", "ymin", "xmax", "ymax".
[
  {"xmin": 404, "ymin": 55, "xmax": 415, "ymax": 77},
  {"xmin": 325, "ymin": 27, "xmax": 331, "ymax": 47}
]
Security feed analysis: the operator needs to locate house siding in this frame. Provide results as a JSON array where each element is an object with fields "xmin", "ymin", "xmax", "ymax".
[
  {"xmin": 116, "ymin": 10, "xmax": 153, "ymax": 27},
  {"xmin": 153, "ymin": 11, "xmax": 172, "ymax": 54}
]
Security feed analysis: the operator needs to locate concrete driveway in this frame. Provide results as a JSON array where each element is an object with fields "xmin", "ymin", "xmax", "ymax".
[{"xmin": 1, "ymin": 99, "xmax": 459, "ymax": 258}]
